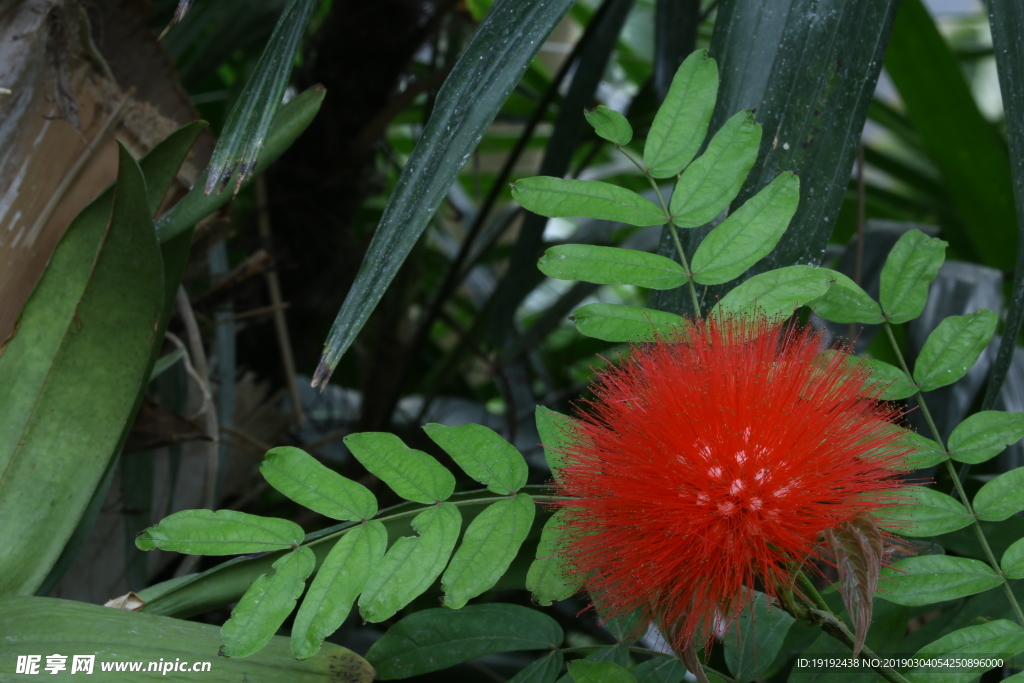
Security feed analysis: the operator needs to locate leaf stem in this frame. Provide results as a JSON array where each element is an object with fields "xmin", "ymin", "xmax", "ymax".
[
  {"xmin": 617, "ymin": 145, "xmax": 702, "ymax": 314},
  {"xmin": 882, "ymin": 321, "xmax": 1024, "ymax": 625}
]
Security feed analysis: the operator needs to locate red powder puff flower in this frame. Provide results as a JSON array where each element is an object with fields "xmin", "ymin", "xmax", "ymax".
[{"xmin": 555, "ymin": 316, "xmax": 912, "ymax": 653}]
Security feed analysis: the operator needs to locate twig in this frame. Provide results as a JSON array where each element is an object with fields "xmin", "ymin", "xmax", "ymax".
[
  {"xmin": 255, "ymin": 176, "xmax": 306, "ymax": 428},
  {"xmin": 174, "ymin": 286, "xmax": 219, "ymax": 579}
]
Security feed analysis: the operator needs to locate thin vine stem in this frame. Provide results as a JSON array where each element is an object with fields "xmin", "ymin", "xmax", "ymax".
[
  {"xmin": 616, "ymin": 145, "xmax": 703, "ymax": 314},
  {"xmin": 882, "ymin": 321, "xmax": 1024, "ymax": 626}
]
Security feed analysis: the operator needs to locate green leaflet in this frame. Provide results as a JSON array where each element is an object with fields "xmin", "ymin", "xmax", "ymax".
[
  {"xmin": 878, "ymin": 487, "xmax": 972, "ymax": 537},
  {"xmin": 913, "ymin": 309, "xmax": 998, "ymax": 391},
  {"xmin": 261, "ymin": 446, "xmax": 377, "ymax": 521},
  {"xmin": 723, "ymin": 591, "xmax": 795, "ymax": 683},
  {"xmin": 291, "ymin": 521, "xmax": 387, "ymax": 660},
  {"xmin": 424, "ymin": 423, "xmax": 528, "ymax": 494},
  {"xmin": 807, "ymin": 268, "xmax": 885, "ymax": 324},
  {"xmin": 569, "ymin": 661, "xmax": 638, "ymax": 683},
  {"xmin": 0, "ymin": 596, "xmax": 374, "ymax": 682},
  {"xmin": 539, "ymin": 245, "xmax": 688, "ymax": 289},
  {"xmin": 1001, "ymin": 537, "xmax": 1024, "ymax": 579},
  {"xmin": 527, "ymin": 510, "xmax": 584, "ymax": 606},
  {"xmin": 510, "ymin": 651, "xmax": 565, "ymax": 683},
  {"xmin": 221, "ymin": 547, "xmax": 315, "ymax": 658},
  {"xmin": 513, "ymin": 177, "xmax": 667, "ymax": 226},
  {"xmin": 878, "ymin": 229, "xmax": 947, "ymax": 324},
  {"xmin": 536, "ymin": 406, "xmax": 574, "ymax": 476},
  {"xmin": 442, "ymin": 493, "xmax": 536, "ymax": 608},
  {"xmin": 906, "ymin": 620, "xmax": 1024, "ymax": 683},
  {"xmin": 136, "ymin": 509, "xmax": 303, "ymax": 555},
  {"xmin": 366, "ymin": 604, "xmax": 564, "ymax": 679},
  {"xmin": 878, "ymin": 555, "xmax": 1001, "ymax": 605},
  {"xmin": 629, "ymin": 657, "xmax": 688, "ymax": 683},
  {"xmin": 572, "ymin": 303, "xmax": 688, "ymax": 342},
  {"xmin": 358, "ymin": 503, "xmax": 461, "ymax": 623},
  {"xmin": 343, "ymin": 431, "xmax": 455, "ymax": 504},
  {"xmin": 644, "ymin": 49, "xmax": 718, "ymax": 178},
  {"xmin": 670, "ymin": 109, "xmax": 761, "ymax": 228},
  {"xmin": 947, "ymin": 411, "xmax": 1024, "ymax": 465},
  {"xmin": 974, "ymin": 468, "xmax": 1024, "ymax": 521},
  {"xmin": 900, "ymin": 429, "xmax": 948, "ymax": 469},
  {"xmin": 858, "ymin": 357, "xmax": 919, "ymax": 400},
  {"xmin": 584, "ymin": 105, "xmax": 633, "ymax": 146},
  {"xmin": 0, "ymin": 144, "xmax": 164, "ymax": 596},
  {"xmin": 690, "ymin": 172, "xmax": 799, "ymax": 285},
  {"xmin": 555, "ymin": 647, "xmax": 630, "ymax": 683},
  {"xmin": 712, "ymin": 265, "xmax": 832, "ymax": 318}
]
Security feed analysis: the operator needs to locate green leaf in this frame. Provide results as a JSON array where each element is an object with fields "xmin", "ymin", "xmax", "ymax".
[
  {"xmin": 291, "ymin": 521, "xmax": 387, "ymax": 660},
  {"xmin": 527, "ymin": 510, "xmax": 584, "ymax": 606},
  {"xmin": 314, "ymin": 0, "xmax": 575, "ymax": 386},
  {"xmin": 0, "ymin": 595, "xmax": 374, "ymax": 682},
  {"xmin": 878, "ymin": 556, "xmax": 1001, "ymax": 605},
  {"xmin": 1001, "ymin": 537, "xmax": 1024, "ymax": 579},
  {"xmin": 511, "ymin": 651, "xmax": 564, "ymax": 683},
  {"xmin": 644, "ymin": 49, "xmax": 718, "ymax": 178},
  {"xmin": 366, "ymin": 603, "xmax": 564, "ymax": 679},
  {"xmin": 536, "ymin": 407, "xmax": 574, "ymax": 476},
  {"xmin": 723, "ymin": 591, "xmax": 795, "ymax": 683},
  {"xmin": 572, "ymin": 303, "xmax": 688, "ymax": 342},
  {"xmin": 221, "ymin": 547, "xmax": 315, "ymax": 658},
  {"xmin": 652, "ymin": 2, "xmax": 897, "ymax": 318},
  {"xmin": 514, "ymin": 178, "xmax": 667, "ymax": 226},
  {"xmin": 900, "ymin": 429, "xmax": 948, "ymax": 469},
  {"xmin": 358, "ymin": 503, "xmax": 461, "ymax": 622},
  {"xmin": 136, "ymin": 509, "xmax": 304, "ymax": 555},
  {"xmin": 539, "ymin": 245, "xmax": 687, "ymax": 289},
  {"xmin": 690, "ymin": 172, "xmax": 799, "ymax": 285},
  {"xmin": 947, "ymin": 411, "xmax": 1024, "ymax": 465},
  {"xmin": 670, "ymin": 109, "xmax": 762, "ymax": 228},
  {"xmin": 913, "ymin": 309, "xmax": 999, "ymax": 391},
  {"xmin": 712, "ymin": 265, "xmax": 832, "ymax": 318},
  {"xmin": 629, "ymin": 657, "xmax": 688, "ymax": 683},
  {"xmin": 974, "ymin": 468, "xmax": 1024, "ymax": 521},
  {"xmin": 423, "ymin": 423, "xmax": 528, "ymax": 494},
  {"xmin": 878, "ymin": 229, "xmax": 947, "ymax": 324},
  {"xmin": 204, "ymin": 0, "xmax": 316, "ymax": 194},
  {"xmin": 807, "ymin": 269, "xmax": 885, "ymax": 324},
  {"xmin": 150, "ymin": 347, "xmax": 185, "ymax": 381},
  {"xmin": 343, "ymin": 432, "xmax": 455, "ymax": 504},
  {"xmin": 156, "ymin": 86, "xmax": 325, "ymax": 243},
  {"xmin": 907, "ymin": 620, "xmax": 1024, "ymax": 683},
  {"xmin": 878, "ymin": 487, "xmax": 972, "ymax": 537},
  {"xmin": 442, "ymin": 493, "xmax": 536, "ymax": 608},
  {"xmin": 569, "ymin": 661, "xmax": 638, "ymax": 683},
  {"xmin": 261, "ymin": 446, "xmax": 377, "ymax": 521},
  {"xmin": 584, "ymin": 105, "xmax": 633, "ymax": 146},
  {"xmin": 858, "ymin": 358, "xmax": 919, "ymax": 400},
  {"xmin": 0, "ymin": 144, "xmax": 164, "ymax": 594},
  {"xmin": 886, "ymin": 0, "xmax": 1017, "ymax": 271}
]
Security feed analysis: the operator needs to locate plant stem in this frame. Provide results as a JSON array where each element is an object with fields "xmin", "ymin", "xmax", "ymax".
[
  {"xmin": 882, "ymin": 321, "xmax": 1024, "ymax": 626},
  {"xmin": 617, "ymin": 145, "xmax": 702, "ymax": 314},
  {"xmin": 789, "ymin": 571, "xmax": 911, "ymax": 683}
]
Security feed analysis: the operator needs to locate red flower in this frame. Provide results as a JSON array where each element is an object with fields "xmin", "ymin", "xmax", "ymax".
[{"xmin": 555, "ymin": 316, "xmax": 911, "ymax": 651}]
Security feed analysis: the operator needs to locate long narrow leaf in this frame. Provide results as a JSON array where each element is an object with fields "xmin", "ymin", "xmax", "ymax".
[
  {"xmin": 313, "ymin": 0, "xmax": 576, "ymax": 387},
  {"xmin": 983, "ymin": 0, "xmax": 1024, "ymax": 411},
  {"xmin": 204, "ymin": 0, "xmax": 316, "ymax": 195}
]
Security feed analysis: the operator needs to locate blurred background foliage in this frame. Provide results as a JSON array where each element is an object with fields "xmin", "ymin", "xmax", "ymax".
[{"xmin": 21, "ymin": 0, "xmax": 1024, "ymax": 679}]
